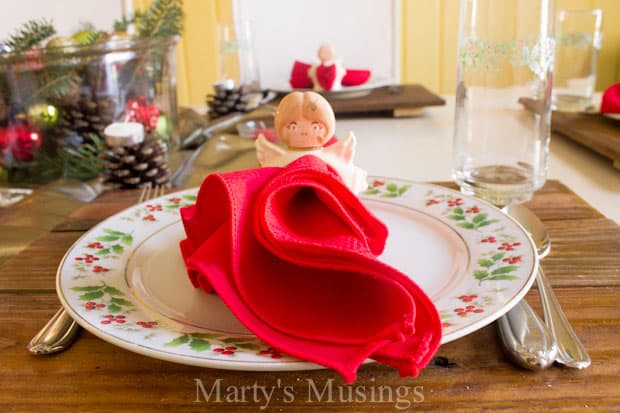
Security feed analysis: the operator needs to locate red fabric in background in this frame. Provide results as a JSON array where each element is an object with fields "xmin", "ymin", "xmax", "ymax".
[
  {"xmin": 342, "ymin": 69, "xmax": 371, "ymax": 86},
  {"xmin": 600, "ymin": 82, "xmax": 620, "ymax": 114},
  {"xmin": 180, "ymin": 156, "xmax": 441, "ymax": 382},
  {"xmin": 289, "ymin": 60, "xmax": 313, "ymax": 89}
]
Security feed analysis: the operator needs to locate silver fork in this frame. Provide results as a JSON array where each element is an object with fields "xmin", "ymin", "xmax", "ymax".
[{"xmin": 27, "ymin": 185, "xmax": 165, "ymax": 355}]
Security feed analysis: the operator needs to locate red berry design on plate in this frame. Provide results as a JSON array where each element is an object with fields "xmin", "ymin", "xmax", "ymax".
[
  {"xmin": 447, "ymin": 198, "xmax": 464, "ymax": 207},
  {"xmin": 258, "ymin": 347, "xmax": 284, "ymax": 359},
  {"xmin": 426, "ymin": 199, "xmax": 440, "ymax": 206},
  {"xmin": 92, "ymin": 265, "xmax": 109, "ymax": 273},
  {"xmin": 100, "ymin": 314, "xmax": 126, "ymax": 324},
  {"xmin": 146, "ymin": 204, "xmax": 163, "ymax": 212},
  {"xmin": 372, "ymin": 180, "xmax": 385, "ymax": 187},
  {"xmin": 481, "ymin": 236, "xmax": 497, "ymax": 243},
  {"xmin": 136, "ymin": 321, "xmax": 158, "ymax": 328},
  {"xmin": 458, "ymin": 294, "xmax": 478, "ymax": 303},
  {"xmin": 213, "ymin": 346, "xmax": 237, "ymax": 355},
  {"xmin": 498, "ymin": 242, "xmax": 521, "ymax": 251},
  {"xmin": 466, "ymin": 206, "xmax": 480, "ymax": 214},
  {"xmin": 168, "ymin": 197, "xmax": 182, "ymax": 204},
  {"xmin": 502, "ymin": 255, "xmax": 522, "ymax": 265},
  {"xmin": 143, "ymin": 214, "xmax": 156, "ymax": 222},
  {"xmin": 74, "ymin": 253, "xmax": 100, "ymax": 264},
  {"xmin": 87, "ymin": 242, "xmax": 104, "ymax": 249},
  {"xmin": 454, "ymin": 304, "xmax": 484, "ymax": 317}
]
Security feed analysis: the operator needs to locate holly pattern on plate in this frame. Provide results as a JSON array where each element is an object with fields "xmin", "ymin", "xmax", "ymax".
[
  {"xmin": 164, "ymin": 333, "xmax": 261, "ymax": 354},
  {"xmin": 364, "ymin": 180, "xmax": 411, "ymax": 198},
  {"xmin": 71, "ymin": 282, "xmax": 134, "ymax": 314},
  {"xmin": 92, "ymin": 228, "xmax": 134, "ymax": 257}
]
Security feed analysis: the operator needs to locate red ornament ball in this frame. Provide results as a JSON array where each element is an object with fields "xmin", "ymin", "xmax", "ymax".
[
  {"xmin": 0, "ymin": 122, "xmax": 42, "ymax": 162},
  {"xmin": 125, "ymin": 97, "xmax": 160, "ymax": 133}
]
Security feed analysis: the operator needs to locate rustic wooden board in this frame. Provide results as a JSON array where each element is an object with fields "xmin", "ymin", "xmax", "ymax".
[
  {"xmin": 327, "ymin": 84, "xmax": 446, "ymax": 117},
  {"xmin": 551, "ymin": 111, "xmax": 620, "ymax": 170},
  {"xmin": 1, "ymin": 180, "xmax": 619, "ymax": 412}
]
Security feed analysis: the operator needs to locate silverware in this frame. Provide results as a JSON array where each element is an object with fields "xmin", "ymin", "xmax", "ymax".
[
  {"xmin": 505, "ymin": 204, "xmax": 591, "ymax": 369},
  {"xmin": 27, "ymin": 185, "xmax": 164, "ymax": 355},
  {"xmin": 497, "ymin": 206, "xmax": 557, "ymax": 370}
]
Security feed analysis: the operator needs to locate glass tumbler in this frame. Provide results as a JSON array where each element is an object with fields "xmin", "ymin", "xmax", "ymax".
[
  {"xmin": 552, "ymin": 9, "xmax": 603, "ymax": 112},
  {"xmin": 453, "ymin": 0, "xmax": 555, "ymax": 206},
  {"xmin": 216, "ymin": 20, "xmax": 261, "ymax": 93}
]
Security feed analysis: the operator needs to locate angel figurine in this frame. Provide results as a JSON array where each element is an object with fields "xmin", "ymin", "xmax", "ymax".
[{"xmin": 255, "ymin": 91, "xmax": 368, "ymax": 194}]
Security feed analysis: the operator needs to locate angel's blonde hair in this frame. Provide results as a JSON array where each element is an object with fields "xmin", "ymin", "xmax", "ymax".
[{"xmin": 274, "ymin": 91, "xmax": 335, "ymax": 143}]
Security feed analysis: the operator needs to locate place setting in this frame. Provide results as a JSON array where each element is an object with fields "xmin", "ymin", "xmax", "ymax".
[{"xmin": 1, "ymin": 0, "xmax": 619, "ymax": 411}]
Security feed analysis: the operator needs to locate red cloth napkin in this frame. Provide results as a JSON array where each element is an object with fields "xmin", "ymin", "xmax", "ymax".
[
  {"xmin": 180, "ymin": 156, "xmax": 441, "ymax": 382},
  {"xmin": 342, "ymin": 69, "xmax": 371, "ymax": 87},
  {"xmin": 289, "ymin": 60, "xmax": 313, "ymax": 89},
  {"xmin": 601, "ymin": 82, "xmax": 620, "ymax": 114}
]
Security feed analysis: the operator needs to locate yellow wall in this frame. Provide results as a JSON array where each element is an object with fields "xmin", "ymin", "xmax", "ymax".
[
  {"xmin": 401, "ymin": 0, "xmax": 620, "ymax": 95},
  {"xmin": 153, "ymin": 0, "xmax": 620, "ymax": 105}
]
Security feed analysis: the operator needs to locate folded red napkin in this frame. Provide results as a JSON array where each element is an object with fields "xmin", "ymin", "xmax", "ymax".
[
  {"xmin": 342, "ymin": 69, "xmax": 371, "ymax": 87},
  {"xmin": 601, "ymin": 82, "xmax": 620, "ymax": 114},
  {"xmin": 180, "ymin": 156, "xmax": 441, "ymax": 382},
  {"xmin": 289, "ymin": 61, "xmax": 372, "ymax": 90},
  {"xmin": 289, "ymin": 60, "xmax": 313, "ymax": 89}
]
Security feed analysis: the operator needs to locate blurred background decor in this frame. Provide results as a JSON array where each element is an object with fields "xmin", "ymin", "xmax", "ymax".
[{"xmin": 0, "ymin": 0, "xmax": 182, "ymax": 185}]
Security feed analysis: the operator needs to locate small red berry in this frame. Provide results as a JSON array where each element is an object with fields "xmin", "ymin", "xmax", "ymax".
[
  {"xmin": 214, "ymin": 348, "xmax": 224, "ymax": 353},
  {"xmin": 222, "ymin": 350, "xmax": 234, "ymax": 355},
  {"xmin": 224, "ymin": 346, "xmax": 236, "ymax": 351},
  {"xmin": 101, "ymin": 320, "xmax": 111, "ymax": 324},
  {"xmin": 473, "ymin": 309, "xmax": 484, "ymax": 313},
  {"xmin": 116, "ymin": 319, "xmax": 126, "ymax": 324},
  {"xmin": 96, "ymin": 304, "xmax": 105, "ymax": 308}
]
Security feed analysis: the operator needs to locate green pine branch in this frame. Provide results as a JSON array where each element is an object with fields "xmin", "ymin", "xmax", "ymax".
[
  {"xmin": 62, "ymin": 133, "xmax": 105, "ymax": 180},
  {"xmin": 34, "ymin": 66, "xmax": 81, "ymax": 100},
  {"xmin": 4, "ymin": 19, "xmax": 56, "ymax": 53},
  {"xmin": 137, "ymin": 0, "xmax": 184, "ymax": 38}
]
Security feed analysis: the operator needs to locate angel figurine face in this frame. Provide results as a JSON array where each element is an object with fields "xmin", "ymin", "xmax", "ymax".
[{"xmin": 274, "ymin": 91, "xmax": 335, "ymax": 149}]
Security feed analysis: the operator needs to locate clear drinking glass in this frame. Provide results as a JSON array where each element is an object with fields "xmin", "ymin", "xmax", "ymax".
[
  {"xmin": 552, "ymin": 9, "xmax": 603, "ymax": 112},
  {"xmin": 453, "ymin": 0, "xmax": 555, "ymax": 206},
  {"xmin": 216, "ymin": 20, "xmax": 261, "ymax": 92}
]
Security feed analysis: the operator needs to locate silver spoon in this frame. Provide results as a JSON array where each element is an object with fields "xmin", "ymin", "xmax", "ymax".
[
  {"xmin": 497, "ymin": 205, "xmax": 557, "ymax": 370},
  {"xmin": 504, "ymin": 204, "xmax": 591, "ymax": 369}
]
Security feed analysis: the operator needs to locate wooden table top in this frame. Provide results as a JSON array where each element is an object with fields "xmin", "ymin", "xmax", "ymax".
[{"xmin": 1, "ymin": 180, "xmax": 619, "ymax": 412}]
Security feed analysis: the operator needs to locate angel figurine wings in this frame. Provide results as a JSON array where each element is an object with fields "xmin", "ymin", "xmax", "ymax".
[{"xmin": 255, "ymin": 91, "xmax": 368, "ymax": 194}]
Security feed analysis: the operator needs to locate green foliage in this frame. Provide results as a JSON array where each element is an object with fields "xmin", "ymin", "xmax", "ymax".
[
  {"xmin": 3, "ymin": 19, "xmax": 56, "ymax": 53},
  {"xmin": 62, "ymin": 133, "xmax": 105, "ymax": 180},
  {"xmin": 34, "ymin": 66, "xmax": 81, "ymax": 100},
  {"xmin": 136, "ymin": 0, "xmax": 184, "ymax": 38}
]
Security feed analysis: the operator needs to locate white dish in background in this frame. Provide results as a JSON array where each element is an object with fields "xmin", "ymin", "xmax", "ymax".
[
  {"xmin": 269, "ymin": 76, "xmax": 393, "ymax": 98},
  {"xmin": 57, "ymin": 179, "xmax": 537, "ymax": 371}
]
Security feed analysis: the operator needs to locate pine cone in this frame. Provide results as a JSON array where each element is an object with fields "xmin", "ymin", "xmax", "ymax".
[
  {"xmin": 102, "ymin": 139, "xmax": 170, "ymax": 189},
  {"xmin": 54, "ymin": 91, "xmax": 115, "ymax": 138},
  {"xmin": 206, "ymin": 84, "xmax": 262, "ymax": 120}
]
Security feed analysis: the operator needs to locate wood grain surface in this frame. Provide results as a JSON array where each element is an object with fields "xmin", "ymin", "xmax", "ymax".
[
  {"xmin": 1, "ymin": 180, "xmax": 619, "ymax": 412},
  {"xmin": 327, "ymin": 84, "xmax": 446, "ymax": 118},
  {"xmin": 551, "ymin": 111, "xmax": 620, "ymax": 170}
]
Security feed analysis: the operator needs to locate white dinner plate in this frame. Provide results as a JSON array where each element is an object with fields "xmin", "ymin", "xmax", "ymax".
[
  {"xmin": 269, "ymin": 76, "xmax": 393, "ymax": 99},
  {"xmin": 57, "ymin": 178, "xmax": 538, "ymax": 371}
]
